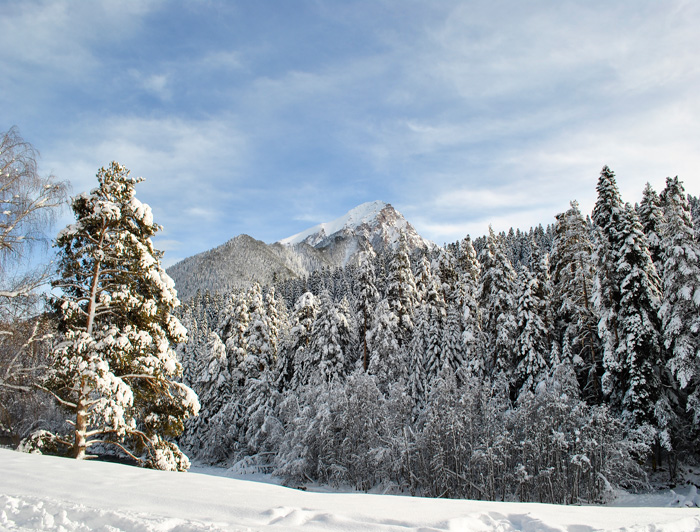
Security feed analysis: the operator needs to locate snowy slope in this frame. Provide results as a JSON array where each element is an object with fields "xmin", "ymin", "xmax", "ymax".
[{"xmin": 2, "ymin": 449, "xmax": 699, "ymax": 532}]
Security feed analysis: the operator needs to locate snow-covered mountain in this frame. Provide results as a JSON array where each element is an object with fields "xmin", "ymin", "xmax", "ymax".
[
  {"xmin": 168, "ymin": 201, "xmax": 432, "ymax": 300},
  {"xmin": 280, "ymin": 200, "xmax": 430, "ymax": 250}
]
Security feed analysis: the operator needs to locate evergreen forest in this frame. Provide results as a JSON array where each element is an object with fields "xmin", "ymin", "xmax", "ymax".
[{"xmin": 173, "ymin": 167, "xmax": 700, "ymax": 503}]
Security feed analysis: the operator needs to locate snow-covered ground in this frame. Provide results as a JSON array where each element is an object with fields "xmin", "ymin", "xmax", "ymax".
[{"xmin": 1, "ymin": 448, "xmax": 699, "ymax": 532}]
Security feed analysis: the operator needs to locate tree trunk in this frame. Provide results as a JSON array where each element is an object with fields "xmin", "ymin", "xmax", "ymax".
[{"xmin": 73, "ymin": 377, "xmax": 89, "ymax": 460}]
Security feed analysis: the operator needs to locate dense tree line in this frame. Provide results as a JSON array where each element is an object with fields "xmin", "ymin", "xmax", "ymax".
[{"xmin": 177, "ymin": 167, "xmax": 700, "ymax": 502}]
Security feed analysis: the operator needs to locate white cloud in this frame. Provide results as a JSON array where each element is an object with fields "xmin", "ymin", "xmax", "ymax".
[{"xmin": 0, "ymin": 0, "xmax": 162, "ymax": 77}]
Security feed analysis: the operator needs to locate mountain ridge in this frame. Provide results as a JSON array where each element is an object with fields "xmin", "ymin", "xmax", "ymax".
[{"xmin": 167, "ymin": 201, "xmax": 432, "ymax": 300}]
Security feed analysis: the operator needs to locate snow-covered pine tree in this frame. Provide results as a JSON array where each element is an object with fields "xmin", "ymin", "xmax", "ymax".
[
  {"xmin": 592, "ymin": 166, "xmax": 625, "ymax": 401},
  {"xmin": 478, "ymin": 227, "xmax": 518, "ymax": 377},
  {"xmin": 660, "ymin": 177, "xmax": 700, "ymax": 428},
  {"xmin": 421, "ymin": 265, "xmax": 447, "ymax": 384},
  {"xmin": 637, "ymin": 183, "xmax": 666, "ymax": 278},
  {"xmin": 606, "ymin": 203, "xmax": 663, "ymax": 435},
  {"xmin": 242, "ymin": 285, "xmax": 284, "ymax": 466},
  {"xmin": 368, "ymin": 299, "xmax": 405, "ymax": 392},
  {"xmin": 414, "ymin": 255, "xmax": 433, "ymax": 304},
  {"xmin": 386, "ymin": 233, "xmax": 418, "ymax": 345},
  {"xmin": 243, "ymin": 283, "xmax": 275, "ymax": 378},
  {"xmin": 34, "ymin": 162, "xmax": 199, "ymax": 470},
  {"xmin": 513, "ymin": 262, "xmax": 550, "ymax": 396},
  {"xmin": 456, "ymin": 237, "xmax": 484, "ymax": 379},
  {"xmin": 433, "ymin": 249, "xmax": 466, "ymax": 378},
  {"xmin": 286, "ymin": 291, "xmax": 318, "ymax": 390},
  {"xmin": 218, "ymin": 290, "xmax": 251, "ymax": 370},
  {"xmin": 357, "ymin": 251, "xmax": 379, "ymax": 371},
  {"xmin": 309, "ymin": 290, "xmax": 353, "ymax": 384},
  {"xmin": 434, "ymin": 248, "xmax": 460, "ymax": 305},
  {"xmin": 550, "ymin": 200, "xmax": 600, "ymax": 401},
  {"xmin": 179, "ymin": 331, "xmax": 229, "ymax": 460}
]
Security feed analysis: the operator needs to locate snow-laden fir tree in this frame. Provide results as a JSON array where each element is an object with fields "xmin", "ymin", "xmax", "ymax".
[
  {"xmin": 218, "ymin": 290, "xmax": 251, "ymax": 370},
  {"xmin": 433, "ymin": 249, "xmax": 466, "ymax": 378},
  {"xmin": 386, "ymin": 232, "xmax": 418, "ymax": 345},
  {"xmin": 434, "ymin": 248, "xmax": 460, "ymax": 305},
  {"xmin": 605, "ymin": 203, "xmax": 663, "ymax": 435},
  {"xmin": 513, "ymin": 261, "xmax": 550, "ymax": 396},
  {"xmin": 357, "ymin": 251, "xmax": 379, "ymax": 371},
  {"xmin": 478, "ymin": 227, "xmax": 518, "ymax": 377},
  {"xmin": 179, "ymin": 331, "xmax": 229, "ymax": 459},
  {"xmin": 243, "ymin": 286, "xmax": 285, "ymax": 464},
  {"xmin": 636, "ymin": 183, "xmax": 666, "ymax": 278},
  {"xmin": 456, "ymin": 237, "xmax": 483, "ymax": 379},
  {"xmin": 414, "ymin": 255, "xmax": 433, "ymax": 304},
  {"xmin": 286, "ymin": 291, "xmax": 318, "ymax": 390},
  {"xmin": 368, "ymin": 299, "xmax": 405, "ymax": 392},
  {"xmin": 243, "ymin": 283, "xmax": 276, "ymax": 378},
  {"xmin": 32, "ymin": 162, "xmax": 199, "ymax": 470},
  {"xmin": 550, "ymin": 200, "xmax": 600, "ymax": 400},
  {"xmin": 419, "ymin": 263, "xmax": 446, "ymax": 384},
  {"xmin": 309, "ymin": 290, "xmax": 354, "ymax": 384},
  {"xmin": 660, "ymin": 177, "xmax": 700, "ymax": 427},
  {"xmin": 592, "ymin": 166, "xmax": 625, "ymax": 399}
]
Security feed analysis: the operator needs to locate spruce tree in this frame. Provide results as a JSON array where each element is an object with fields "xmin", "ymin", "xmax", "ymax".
[
  {"xmin": 287, "ymin": 291, "xmax": 318, "ymax": 390},
  {"xmin": 386, "ymin": 233, "xmax": 418, "ymax": 345},
  {"xmin": 660, "ymin": 177, "xmax": 700, "ymax": 427},
  {"xmin": 514, "ymin": 263, "xmax": 550, "ymax": 396},
  {"xmin": 637, "ymin": 183, "xmax": 665, "ymax": 278},
  {"xmin": 420, "ymin": 264, "xmax": 447, "ymax": 384},
  {"xmin": 310, "ymin": 290, "xmax": 353, "ymax": 384},
  {"xmin": 607, "ymin": 203, "xmax": 663, "ymax": 432},
  {"xmin": 357, "ymin": 251, "xmax": 379, "ymax": 371},
  {"xmin": 457, "ymin": 237, "xmax": 483, "ymax": 379},
  {"xmin": 550, "ymin": 201, "xmax": 600, "ymax": 400},
  {"xmin": 368, "ymin": 299, "xmax": 405, "ymax": 391},
  {"xmin": 478, "ymin": 227, "xmax": 518, "ymax": 376},
  {"xmin": 592, "ymin": 166, "xmax": 625, "ymax": 400},
  {"xmin": 35, "ymin": 162, "xmax": 199, "ymax": 470}
]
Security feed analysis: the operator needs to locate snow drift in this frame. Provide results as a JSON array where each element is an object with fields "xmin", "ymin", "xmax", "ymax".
[{"xmin": 1, "ymin": 448, "xmax": 699, "ymax": 531}]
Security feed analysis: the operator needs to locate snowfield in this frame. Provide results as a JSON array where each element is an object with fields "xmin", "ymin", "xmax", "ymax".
[{"xmin": 1, "ymin": 449, "xmax": 699, "ymax": 532}]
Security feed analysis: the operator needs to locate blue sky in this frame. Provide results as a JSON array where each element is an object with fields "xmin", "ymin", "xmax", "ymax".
[{"xmin": 2, "ymin": 0, "xmax": 699, "ymax": 266}]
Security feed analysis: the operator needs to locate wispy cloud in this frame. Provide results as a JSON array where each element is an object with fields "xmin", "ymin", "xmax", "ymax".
[{"xmin": 4, "ymin": 0, "xmax": 699, "ymax": 264}]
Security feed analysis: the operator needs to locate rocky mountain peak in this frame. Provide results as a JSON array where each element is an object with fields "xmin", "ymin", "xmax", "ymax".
[
  {"xmin": 277, "ymin": 201, "xmax": 430, "ymax": 256},
  {"xmin": 168, "ymin": 201, "xmax": 433, "ymax": 300}
]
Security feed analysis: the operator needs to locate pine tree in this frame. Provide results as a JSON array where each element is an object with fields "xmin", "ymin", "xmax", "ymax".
[
  {"xmin": 550, "ymin": 201, "xmax": 600, "ymax": 400},
  {"xmin": 607, "ymin": 203, "xmax": 663, "ymax": 432},
  {"xmin": 660, "ymin": 177, "xmax": 700, "ymax": 427},
  {"xmin": 368, "ymin": 299, "xmax": 405, "ymax": 391},
  {"xmin": 218, "ymin": 291, "xmax": 251, "ymax": 370},
  {"xmin": 637, "ymin": 183, "xmax": 666, "ymax": 278},
  {"xmin": 310, "ymin": 290, "xmax": 353, "ymax": 384},
  {"xmin": 357, "ymin": 252, "xmax": 379, "ymax": 371},
  {"xmin": 592, "ymin": 166, "xmax": 625, "ymax": 401},
  {"xmin": 35, "ymin": 162, "xmax": 199, "ymax": 470},
  {"xmin": 478, "ymin": 227, "xmax": 518, "ymax": 377},
  {"xmin": 286, "ymin": 291, "xmax": 318, "ymax": 390},
  {"xmin": 243, "ymin": 283, "xmax": 275, "ymax": 377},
  {"xmin": 386, "ymin": 233, "xmax": 418, "ymax": 345},
  {"xmin": 514, "ymin": 264, "xmax": 550, "ymax": 396},
  {"xmin": 421, "ymin": 265, "xmax": 447, "ymax": 383},
  {"xmin": 456, "ymin": 237, "xmax": 483, "ymax": 379}
]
